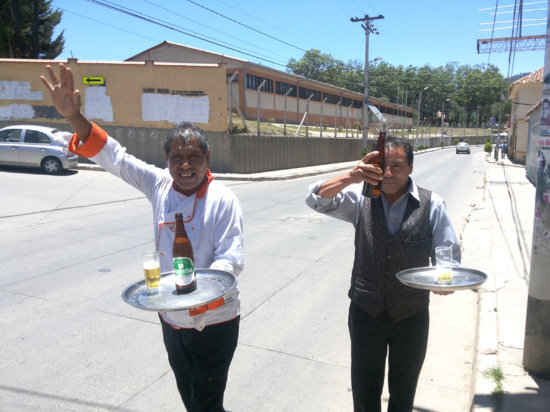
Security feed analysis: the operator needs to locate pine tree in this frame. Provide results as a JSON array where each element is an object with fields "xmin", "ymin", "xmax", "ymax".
[{"xmin": 0, "ymin": 0, "xmax": 64, "ymax": 58}]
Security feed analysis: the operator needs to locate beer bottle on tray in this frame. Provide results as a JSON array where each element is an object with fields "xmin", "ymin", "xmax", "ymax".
[
  {"xmin": 173, "ymin": 212, "xmax": 197, "ymax": 294},
  {"xmin": 362, "ymin": 131, "xmax": 386, "ymax": 198}
]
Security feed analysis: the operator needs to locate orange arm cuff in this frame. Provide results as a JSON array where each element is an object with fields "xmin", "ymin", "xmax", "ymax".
[{"xmin": 68, "ymin": 122, "xmax": 108, "ymax": 158}]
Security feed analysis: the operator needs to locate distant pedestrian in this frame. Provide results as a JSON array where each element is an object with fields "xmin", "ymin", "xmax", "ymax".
[{"xmin": 501, "ymin": 142, "xmax": 508, "ymax": 159}]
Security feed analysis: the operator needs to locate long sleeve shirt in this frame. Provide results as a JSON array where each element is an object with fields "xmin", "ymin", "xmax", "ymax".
[
  {"xmin": 305, "ymin": 178, "xmax": 461, "ymax": 264},
  {"xmin": 69, "ymin": 123, "xmax": 244, "ymax": 330}
]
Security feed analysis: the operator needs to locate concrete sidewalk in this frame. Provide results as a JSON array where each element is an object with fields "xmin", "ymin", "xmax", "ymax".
[{"xmin": 468, "ymin": 154, "xmax": 550, "ymax": 412}]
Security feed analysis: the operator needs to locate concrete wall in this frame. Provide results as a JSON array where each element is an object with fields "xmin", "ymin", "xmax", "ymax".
[{"xmin": 510, "ymin": 82, "xmax": 542, "ymax": 163}]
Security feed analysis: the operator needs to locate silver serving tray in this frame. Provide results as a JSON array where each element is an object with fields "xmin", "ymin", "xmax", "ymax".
[
  {"xmin": 122, "ymin": 269, "xmax": 236, "ymax": 311},
  {"xmin": 396, "ymin": 266, "xmax": 487, "ymax": 292}
]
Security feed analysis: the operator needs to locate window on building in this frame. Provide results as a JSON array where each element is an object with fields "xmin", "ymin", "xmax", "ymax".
[
  {"xmin": 323, "ymin": 92, "xmax": 340, "ymax": 104},
  {"xmin": 341, "ymin": 97, "xmax": 352, "ymax": 107},
  {"xmin": 275, "ymin": 81, "xmax": 297, "ymax": 97},
  {"xmin": 299, "ymin": 87, "xmax": 321, "ymax": 101},
  {"xmin": 227, "ymin": 73, "xmax": 239, "ymax": 82},
  {"xmin": 353, "ymin": 99, "xmax": 362, "ymax": 109},
  {"xmin": 246, "ymin": 74, "xmax": 273, "ymax": 93}
]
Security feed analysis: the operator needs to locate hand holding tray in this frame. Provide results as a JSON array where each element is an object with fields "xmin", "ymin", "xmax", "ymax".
[
  {"xmin": 396, "ymin": 266, "xmax": 487, "ymax": 292},
  {"xmin": 122, "ymin": 269, "xmax": 236, "ymax": 311}
]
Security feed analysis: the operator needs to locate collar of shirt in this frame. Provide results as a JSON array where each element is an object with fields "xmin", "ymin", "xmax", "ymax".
[{"xmin": 381, "ymin": 177, "xmax": 417, "ymax": 235}]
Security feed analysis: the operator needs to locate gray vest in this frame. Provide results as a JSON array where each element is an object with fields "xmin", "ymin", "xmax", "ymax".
[{"xmin": 348, "ymin": 187, "xmax": 433, "ymax": 322}]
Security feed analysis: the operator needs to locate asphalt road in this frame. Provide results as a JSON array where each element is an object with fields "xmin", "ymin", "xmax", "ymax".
[{"xmin": 0, "ymin": 146, "xmax": 488, "ymax": 411}]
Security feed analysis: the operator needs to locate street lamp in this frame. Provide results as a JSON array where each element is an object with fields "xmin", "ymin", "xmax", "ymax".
[
  {"xmin": 362, "ymin": 56, "xmax": 382, "ymax": 149},
  {"xmin": 416, "ymin": 86, "xmax": 428, "ymax": 140},
  {"xmin": 441, "ymin": 98, "xmax": 450, "ymax": 142}
]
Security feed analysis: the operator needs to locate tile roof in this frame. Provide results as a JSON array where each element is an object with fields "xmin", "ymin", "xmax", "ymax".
[{"xmin": 513, "ymin": 67, "xmax": 544, "ymax": 85}]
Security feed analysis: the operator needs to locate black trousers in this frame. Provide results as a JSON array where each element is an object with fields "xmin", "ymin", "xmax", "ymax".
[
  {"xmin": 160, "ymin": 315, "xmax": 240, "ymax": 412},
  {"xmin": 348, "ymin": 302, "xmax": 430, "ymax": 412}
]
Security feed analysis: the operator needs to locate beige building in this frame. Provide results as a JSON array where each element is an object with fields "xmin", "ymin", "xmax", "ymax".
[
  {"xmin": 126, "ymin": 41, "xmax": 413, "ymax": 130},
  {"xmin": 507, "ymin": 67, "xmax": 543, "ymax": 163},
  {"xmin": 0, "ymin": 58, "xmax": 228, "ymax": 132}
]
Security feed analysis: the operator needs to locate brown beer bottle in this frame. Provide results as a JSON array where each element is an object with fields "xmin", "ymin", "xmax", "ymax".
[
  {"xmin": 173, "ymin": 212, "xmax": 197, "ymax": 294},
  {"xmin": 362, "ymin": 131, "xmax": 386, "ymax": 198}
]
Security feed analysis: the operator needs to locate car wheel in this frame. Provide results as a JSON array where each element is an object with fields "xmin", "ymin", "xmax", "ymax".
[{"xmin": 42, "ymin": 157, "xmax": 62, "ymax": 174}]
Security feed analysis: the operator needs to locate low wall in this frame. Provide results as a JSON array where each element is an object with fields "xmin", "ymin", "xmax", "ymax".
[{"xmin": 0, "ymin": 121, "xmax": 491, "ymax": 173}]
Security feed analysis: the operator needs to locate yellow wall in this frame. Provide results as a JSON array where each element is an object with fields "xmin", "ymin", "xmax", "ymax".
[{"xmin": 0, "ymin": 59, "xmax": 228, "ymax": 132}]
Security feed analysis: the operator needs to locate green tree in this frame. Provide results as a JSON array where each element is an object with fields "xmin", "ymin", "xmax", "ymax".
[
  {"xmin": 0, "ymin": 0, "xmax": 64, "ymax": 58},
  {"xmin": 287, "ymin": 49, "xmax": 511, "ymax": 128},
  {"xmin": 287, "ymin": 49, "xmax": 364, "ymax": 91}
]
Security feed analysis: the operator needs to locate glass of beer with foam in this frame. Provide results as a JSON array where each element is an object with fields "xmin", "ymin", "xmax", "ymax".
[{"xmin": 142, "ymin": 251, "xmax": 161, "ymax": 295}]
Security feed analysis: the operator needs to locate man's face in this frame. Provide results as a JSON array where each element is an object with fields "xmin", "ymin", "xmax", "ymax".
[
  {"xmin": 165, "ymin": 136, "xmax": 210, "ymax": 196},
  {"xmin": 381, "ymin": 145, "xmax": 413, "ymax": 204}
]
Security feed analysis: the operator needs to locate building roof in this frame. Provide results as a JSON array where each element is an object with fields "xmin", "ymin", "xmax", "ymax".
[
  {"xmin": 525, "ymin": 100, "xmax": 541, "ymax": 117},
  {"xmin": 507, "ymin": 67, "xmax": 544, "ymax": 100},
  {"xmin": 512, "ymin": 67, "xmax": 544, "ymax": 85},
  {"xmin": 126, "ymin": 41, "xmax": 412, "ymax": 110}
]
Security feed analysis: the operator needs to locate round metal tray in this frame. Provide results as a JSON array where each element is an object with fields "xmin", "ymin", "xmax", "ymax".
[
  {"xmin": 396, "ymin": 266, "xmax": 487, "ymax": 292},
  {"xmin": 122, "ymin": 269, "xmax": 236, "ymax": 311}
]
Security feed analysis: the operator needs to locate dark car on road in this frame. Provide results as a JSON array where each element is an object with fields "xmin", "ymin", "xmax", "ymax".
[{"xmin": 0, "ymin": 125, "xmax": 78, "ymax": 174}]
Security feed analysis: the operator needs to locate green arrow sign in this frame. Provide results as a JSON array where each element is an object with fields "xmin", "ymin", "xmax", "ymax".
[{"xmin": 83, "ymin": 77, "xmax": 105, "ymax": 85}]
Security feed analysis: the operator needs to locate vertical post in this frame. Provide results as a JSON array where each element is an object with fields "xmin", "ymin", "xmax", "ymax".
[
  {"xmin": 524, "ymin": 6, "xmax": 550, "ymax": 372},
  {"xmin": 320, "ymin": 97, "xmax": 327, "ymax": 138},
  {"xmin": 305, "ymin": 93, "xmax": 314, "ymax": 137},
  {"xmin": 351, "ymin": 14, "xmax": 384, "ymax": 150},
  {"xmin": 349, "ymin": 103, "xmax": 354, "ymax": 138},
  {"xmin": 441, "ymin": 98, "xmax": 449, "ymax": 145},
  {"xmin": 346, "ymin": 105, "xmax": 350, "ymax": 138},
  {"xmin": 227, "ymin": 71, "xmax": 238, "ymax": 133},
  {"xmin": 335, "ymin": 100, "xmax": 341, "ymax": 138},
  {"xmin": 416, "ymin": 87, "xmax": 428, "ymax": 141},
  {"xmin": 256, "ymin": 79, "xmax": 266, "ymax": 136},
  {"xmin": 523, "ymin": 9, "xmax": 550, "ymax": 374},
  {"xmin": 283, "ymin": 87, "xmax": 293, "ymax": 136},
  {"xmin": 362, "ymin": 27, "xmax": 370, "ymax": 148}
]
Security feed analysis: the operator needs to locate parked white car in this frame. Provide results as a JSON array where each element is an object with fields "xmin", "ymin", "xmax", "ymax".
[{"xmin": 0, "ymin": 125, "xmax": 78, "ymax": 174}]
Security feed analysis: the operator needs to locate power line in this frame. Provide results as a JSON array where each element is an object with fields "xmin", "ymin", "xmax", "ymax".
[
  {"xmin": 84, "ymin": 0, "xmax": 288, "ymax": 67},
  {"xmin": 142, "ymin": 0, "xmax": 290, "ymax": 64},
  {"xmin": 213, "ymin": 0, "xmax": 321, "ymax": 52},
  {"xmin": 184, "ymin": 0, "xmax": 308, "ymax": 53}
]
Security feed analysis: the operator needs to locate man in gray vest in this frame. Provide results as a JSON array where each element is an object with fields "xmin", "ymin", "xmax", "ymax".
[{"xmin": 306, "ymin": 135, "xmax": 460, "ymax": 412}]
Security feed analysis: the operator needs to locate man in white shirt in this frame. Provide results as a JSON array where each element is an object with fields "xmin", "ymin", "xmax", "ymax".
[{"xmin": 42, "ymin": 64, "xmax": 243, "ymax": 412}]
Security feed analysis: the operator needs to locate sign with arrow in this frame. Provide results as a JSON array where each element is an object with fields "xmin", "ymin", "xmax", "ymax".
[{"xmin": 82, "ymin": 76, "xmax": 105, "ymax": 85}]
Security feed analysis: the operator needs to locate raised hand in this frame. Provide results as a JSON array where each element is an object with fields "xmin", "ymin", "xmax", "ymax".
[
  {"xmin": 348, "ymin": 151, "xmax": 384, "ymax": 184},
  {"xmin": 40, "ymin": 63, "xmax": 81, "ymax": 119},
  {"xmin": 40, "ymin": 63, "xmax": 92, "ymax": 142}
]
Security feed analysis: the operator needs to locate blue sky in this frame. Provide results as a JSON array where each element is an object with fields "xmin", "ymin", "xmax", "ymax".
[{"xmin": 51, "ymin": 0, "xmax": 547, "ymax": 78}]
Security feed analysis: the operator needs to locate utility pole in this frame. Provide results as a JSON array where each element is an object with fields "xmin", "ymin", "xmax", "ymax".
[
  {"xmin": 416, "ymin": 86, "xmax": 429, "ymax": 141},
  {"xmin": 351, "ymin": 14, "xmax": 384, "ymax": 150},
  {"xmin": 523, "ymin": 5, "xmax": 550, "ymax": 378}
]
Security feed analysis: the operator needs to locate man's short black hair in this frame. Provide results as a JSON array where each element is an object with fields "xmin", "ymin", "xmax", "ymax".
[
  {"xmin": 164, "ymin": 121, "xmax": 210, "ymax": 156},
  {"xmin": 385, "ymin": 134, "xmax": 414, "ymax": 165}
]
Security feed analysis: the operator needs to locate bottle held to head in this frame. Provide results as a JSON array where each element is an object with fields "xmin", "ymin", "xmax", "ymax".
[
  {"xmin": 173, "ymin": 213, "xmax": 197, "ymax": 294},
  {"xmin": 362, "ymin": 131, "xmax": 386, "ymax": 198}
]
